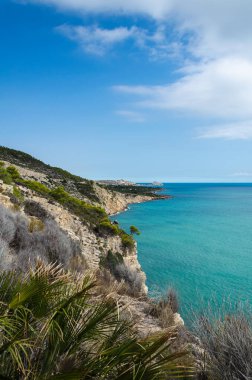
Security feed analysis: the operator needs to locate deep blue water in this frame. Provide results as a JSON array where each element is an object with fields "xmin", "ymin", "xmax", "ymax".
[{"xmin": 112, "ymin": 184, "xmax": 252, "ymax": 318}]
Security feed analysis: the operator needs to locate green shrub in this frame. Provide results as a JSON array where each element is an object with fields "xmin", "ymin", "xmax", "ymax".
[
  {"xmin": 76, "ymin": 181, "xmax": 100, "ymax": 202},
  {"xmin": 52, "ymin": 166, "xmax": 83, "ymax": 182},
  {"xmin": 130, "ymin": 225, "xmax": 140, "ymax": 235},
  {"xmin": 21, "ymin": 179, "xmax": 50, "ymax": 195},
  {"xmin": 49, "ymin": 186, "xmax": 106, "ymax": 225},
  {"xmin": 0, "ymin": 165, "xmax": 12, "ymax": 184},
  {"xmin": 12, "ymin": 186, "xmax": 24, "ymax": 204},
  {"xmin": 49, "ymin": 186, "xmax": 68, "ymax": 202},
  {"xmin": 0, "ymin": 263, "xmax": 192, "ymax": 378},
  {"xmin": 120, "ymin": 231, "xmax": 135, "ymax": 249},
  {"xmin": 6, "ymin": 166, "xmax": 21, "ymax": 181},
  {"xmin": 17, "ymin": 180, "xmax": 106, "ymax": 226},
  {"xmin": 100, "ymin": 250, "xmax": 124, "ymax": 272},
  {"xmin": 98, "ymin": 220, "xmax": 119, "ymax": 235}
]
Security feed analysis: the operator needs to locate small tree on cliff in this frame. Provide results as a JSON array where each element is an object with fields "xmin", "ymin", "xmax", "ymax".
[{"xmin": 130, "ymin": 225, "xmax": 140, "ymax": 236}]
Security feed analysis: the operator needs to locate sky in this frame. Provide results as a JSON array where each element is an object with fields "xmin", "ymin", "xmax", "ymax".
[{"xmin": 1, "ymin": 0, "xmax": 252, "ymax": 182}]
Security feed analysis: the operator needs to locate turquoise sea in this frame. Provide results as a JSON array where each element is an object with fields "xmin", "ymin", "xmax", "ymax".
[{"xmin": 112, "ymin": 184, "xmax": 252, "ymax": 319}]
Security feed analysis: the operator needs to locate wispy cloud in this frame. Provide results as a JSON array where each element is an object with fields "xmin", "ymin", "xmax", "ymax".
[
  {"xmin": 114, "ymin": 58, "xmax": 252, "ymax": 119},
  {"xmin": 115, "ymin": 110, "xmax": 145, "ymax": 123},
  {"xmin": 198, "ymin": 121, "xmax": 252, "ymax": 140},
  {"xmin": 23, "ymin": 0, "xmax": 252, "ymax": 139},
  {"xmin": 56, "ymin": 24, "xmax": 138, "ymax": 55},
  {"xmin": 57, "ymin": 23, "xmax": 180, "ymax": 59}
]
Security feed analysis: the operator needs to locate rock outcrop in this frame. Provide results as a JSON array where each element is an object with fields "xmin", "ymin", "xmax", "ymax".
[{"xmin": 93, "ymin": 182, "xmax": 155, "ymax": 215}]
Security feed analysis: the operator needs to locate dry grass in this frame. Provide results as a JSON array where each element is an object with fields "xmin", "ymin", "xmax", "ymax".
[
  {"xmin": 146, "ymin": 287, "xmax": 180, "ymax": 328},
  {"xmin": 0, "ymin": 204, "xmax": 82, "ymax": 272},
  {"xmin": 192, "ymin": 302, "xmax": 252, "ymax": 380}
]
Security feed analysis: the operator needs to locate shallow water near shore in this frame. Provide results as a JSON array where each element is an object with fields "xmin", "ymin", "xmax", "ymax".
[{"xmin": 112, "ymin": 183, "xmax": 252, "ymax": 322}]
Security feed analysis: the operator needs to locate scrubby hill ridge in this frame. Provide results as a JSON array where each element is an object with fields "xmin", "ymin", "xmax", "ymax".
[{"xmin": 0, "ymin": 146, "xmax": 163, "ymax": 214}]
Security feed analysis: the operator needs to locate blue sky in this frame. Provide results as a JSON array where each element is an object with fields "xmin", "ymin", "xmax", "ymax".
[{"xmin": 1, "ymin": 0, "xmax": 252, "ymax": 182}]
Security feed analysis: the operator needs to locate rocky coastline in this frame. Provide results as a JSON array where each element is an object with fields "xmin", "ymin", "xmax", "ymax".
[{"xmin": 0, "ymin": 149, "xmax": 182, "ymax": 337}]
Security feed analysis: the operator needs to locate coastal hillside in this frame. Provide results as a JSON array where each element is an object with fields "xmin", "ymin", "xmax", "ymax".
[
  {"xmin": 0, "ymin": 146, "xmax": 166, "ymax": 215},
  {"xmin": 1, "ymin": 147, "xmax": 251, "ymax": 379},
  {"xmin": 0, "ymin": 147, "xmax": 182, "ymax": 335}
]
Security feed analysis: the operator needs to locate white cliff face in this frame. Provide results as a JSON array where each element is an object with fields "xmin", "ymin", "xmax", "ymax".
[
  {"xmin": 93, "ymin": 183, "xmax": 154, "ymax": 215},
  {"xmin": 31, "ymin": 193, "xmax": 147, "ymax": 294}
]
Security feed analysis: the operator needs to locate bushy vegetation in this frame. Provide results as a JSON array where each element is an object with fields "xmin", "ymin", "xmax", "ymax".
[
  {"xmin": 102, "ymin": 183, "xmax": 160, "ymax": 197},
  {"xmin": 193, "ymin": 304, "xmax": 252, "ymax": 380},
  {"xmin": 0, "ymin": 205, "xmax": 81, "ymax": 272},
  {"xmin": 96, "ymin": 220, "xmax": 135, "ymax": 249},
  {"xmin": 100, "ymin": 250, "xmax": 124, "ymax": 272},
  {"xmin": 76, "ymin": 180, "xmax": 100, "ymax": 202},
  {"xmin": 120, "ymin": 231, "xmax": 135, "ymax": 249},
  {"xmin": 0, "ymin": 146, "xmax": 51, "ymax": 173},
  {"xmin": 99, "ymin": 251, "xmax": 146, "ymax": 296},
  {"xmin": 114, "ymin": 261, "xmax": 147, "ymax": 296},
  {"xmin": 52, "ymin": 166, "xmax": 84, "ymax": 182},
  {"xmin": 148, "ymin": 289, "xmax": 179, "ymax": 328},
  {"xmin": 0, "ymin": 163, "xmax": 106, "ymax": 227},
  {"xmin": 0, "ymin": 147, "xmax": 101, "ymax": 202},
  {"xmin": 21, "ymin": 179, "xmax": 50, "ymax": 195},
  {"xmin": 0, "ymin": 161, "xmax": 12, "ymax": 184},
  {"xmin": 130, "ymin": 225, "xmax": 141, "ymax": 236},
  {"xmin": 49, "ymin": 186, "xmax": 106, "ymax": 225},
  {"xmin": 6, "ymin": 165, "xmax": 21, "ymax": 181},
  {"xmin": 98, "ymin": 220, "xmax": 120, "ymax": 235},
  {"xmin": 20, "ymin": 180, "xmax": 105, "ymax": 227},
  {"xmin": 1, "ymin": 162, "xmax": 135, "ymax": 247},
  {"xmin": 0, "ymin": 263, "xmax": 192, "ymax": 379},
  {"xmin": 12, "ymin": 186, "xmax": 24, "ymax": 204},
  {"xmin": 24, "ymin": 200, "xmax": 50, "ymax": 220}
]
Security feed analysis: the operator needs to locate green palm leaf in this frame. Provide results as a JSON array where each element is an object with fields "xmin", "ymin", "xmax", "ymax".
[{"xmin": 0, "ymin": 263, "xmax": 194, "ymax": 379}]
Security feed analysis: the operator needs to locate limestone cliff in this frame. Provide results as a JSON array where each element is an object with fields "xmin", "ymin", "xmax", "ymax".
[
  {"xmin": 0, "ymin": 160, "xmax": 149, "ymax": 293},
  {"xmin": 93, "ymin": 182, "xmax": 155, "ymax": 215}
]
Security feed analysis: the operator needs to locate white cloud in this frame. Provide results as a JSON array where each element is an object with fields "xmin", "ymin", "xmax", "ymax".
[
  {"xmin": 57, "ymin": 24, "xmax": 178, "ymax": 58},
  {"xmin": 114, "ymin": 57, "xmax": 252, "ymax": 119},
  {"xmin": 198, "ymin": 121, "xmax": 252, "ymax": 140},
  {"xmin": 21, "ymin": 0, "xmax": 174, "ymax": 18},
  {"xmin": 116, "ymin": 110, "xmax": 145, "ymax": 123},
  {"xmin": 57, "ymin": 24, "xmax": 138, "ymax": 55},
  {"xmin": 23, "ymin": 0, "xmax": 252, "ymax": 138}
]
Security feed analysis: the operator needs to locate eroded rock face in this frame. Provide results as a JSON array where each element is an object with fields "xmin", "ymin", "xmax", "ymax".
[
  {"xmin": 93, "ymin": 183, "xmax": 154, "ymax": 215},
  {"xmin": 0, "ymin": 179, "xmax": 144, "ymax": 282},
  {"xmin": 0, "ymin": 162, "xmax": 150, "ymax": 278}
]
